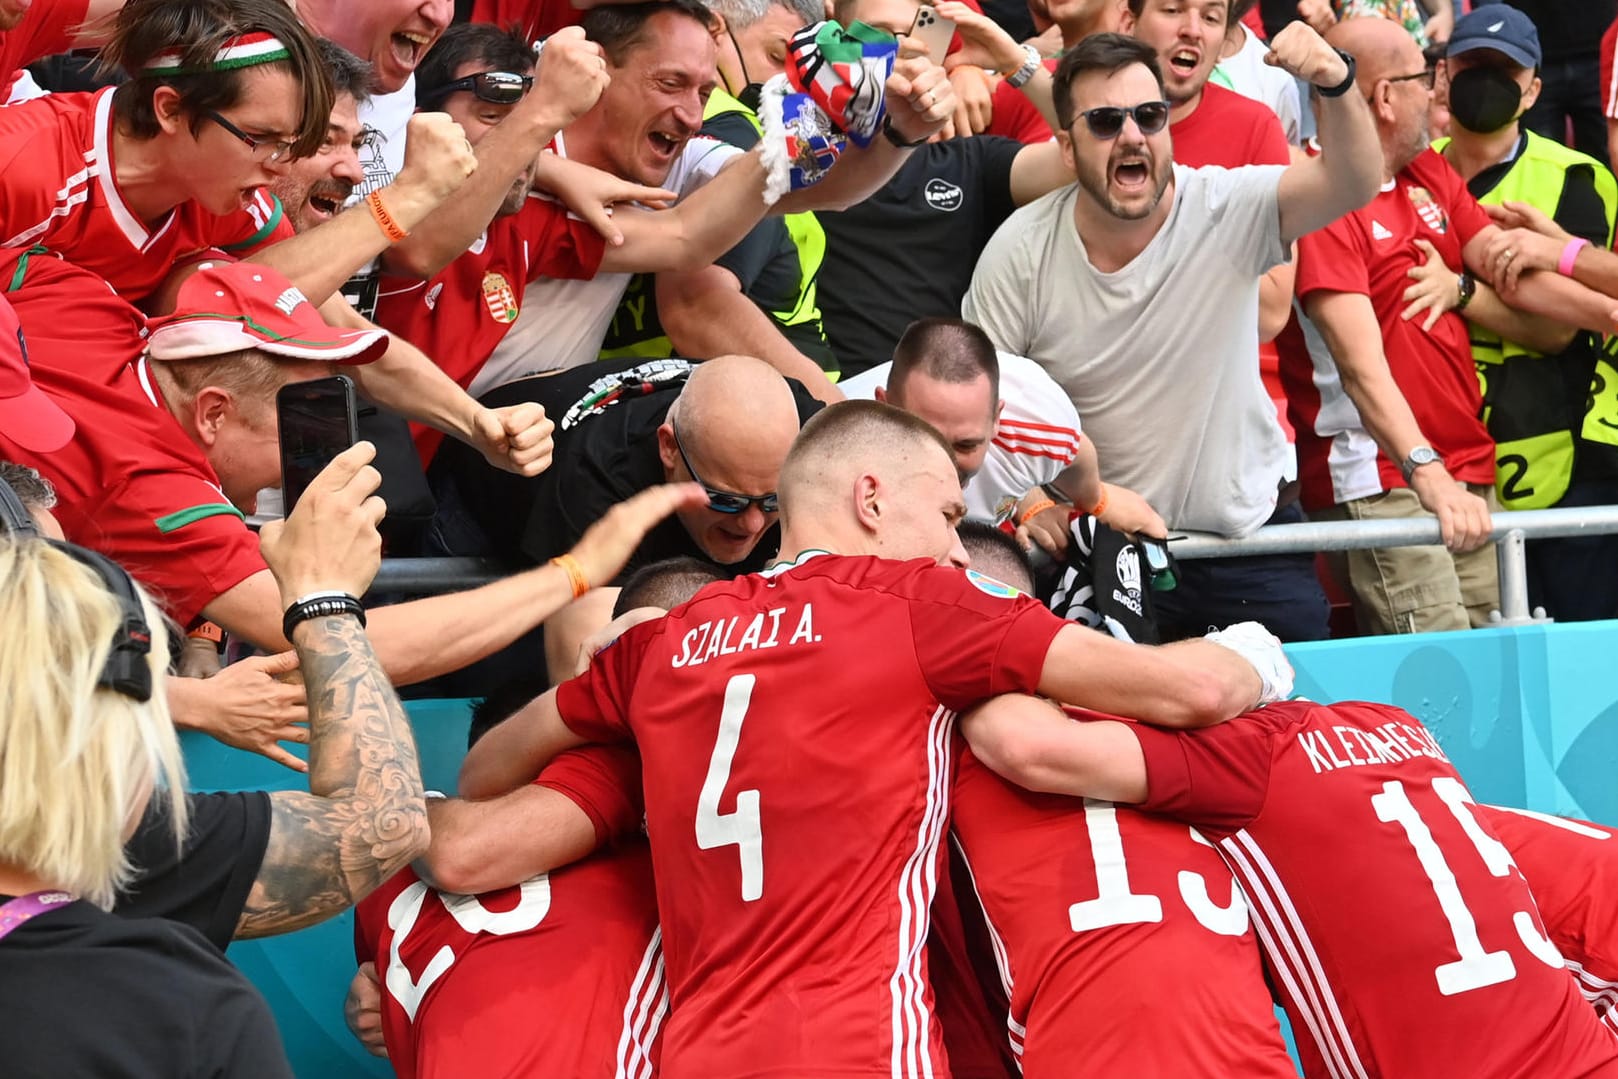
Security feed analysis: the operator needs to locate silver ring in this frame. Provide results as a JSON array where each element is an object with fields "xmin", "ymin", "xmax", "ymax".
[{"xmin": 1502, "ymin": 248, "xmax": 1516, "ymax": 262}]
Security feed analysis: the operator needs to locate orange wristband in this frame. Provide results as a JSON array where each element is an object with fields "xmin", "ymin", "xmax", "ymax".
[
  {"xmin": 365, "ymin": 190, "xmax": 409, "ymax": 243},
  {"xmin": 1019, "ymin": 498, "xmax": 1057, "ymax": 526},
  {"xmin": 550, "ymin": 554, "xmax": 590, "ymax": 599},
  {"xmin": 187, "ymin": 621, "xmax": 223, "ymax": 643},
  {"xmin": 1081, "ymin": 487, "xmax": 1110, "ymax": 518}
]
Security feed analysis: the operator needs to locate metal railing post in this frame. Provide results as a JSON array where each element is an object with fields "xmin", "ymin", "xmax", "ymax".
[{"xmin": 1492, "ymin": 527, "xmax": 1536, "ymax": 625}]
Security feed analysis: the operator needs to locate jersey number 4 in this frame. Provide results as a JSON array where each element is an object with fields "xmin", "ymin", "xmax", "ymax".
[
  {"xmin": 1373, "ymin": 777, "xmax": 1564, "ymax": 996},
  {"xmin": 696, "ymin": 674, "xmax": 764, "ymax": 901}
]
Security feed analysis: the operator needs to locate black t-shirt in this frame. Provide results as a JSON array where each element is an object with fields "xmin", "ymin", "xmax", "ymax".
[
  {"xmin": 1502, "ymin": 0, "xmax": 1617, "ymax": 62},
  {"xmin": 0, "ymin": 898, "xmax": 292, "ymax": 1078},
  {"xmin": 816, "ymin": 136, "xmax": 1022, "ymax": 378},
  {"xmin": 437, "ymin": 358, "xmax": 823, "ymax": 575},
  {"xmin": 113, "ymin": 790, "xmax": 273, "ymax": 951}
]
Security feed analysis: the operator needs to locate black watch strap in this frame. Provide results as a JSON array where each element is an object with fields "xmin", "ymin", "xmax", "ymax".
[
  {"xmin": 1317, "ymin": 48, "xmax": 1357, "ymax": 99},
  {"xmin": 881, "ymin": 115, "xmax": 929, "ymax": 149}
]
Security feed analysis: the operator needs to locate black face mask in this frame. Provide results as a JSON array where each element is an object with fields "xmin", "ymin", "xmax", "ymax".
[
  {"xmin": 1447, "ymin": 65, "xmax": 1525, "ymax": 134},
  {"xmin": 726, "ymin": 27, "xmax": 766, "ymax": 114}
]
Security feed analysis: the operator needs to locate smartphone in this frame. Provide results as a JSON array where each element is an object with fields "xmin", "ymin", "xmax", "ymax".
[
  {"xmin": 277, "ymin": 374, "xmax": 358, "ymax": 513},
  {"xmin": 908, "ymin": 2, "xmax": 956, "ymax": 62}
]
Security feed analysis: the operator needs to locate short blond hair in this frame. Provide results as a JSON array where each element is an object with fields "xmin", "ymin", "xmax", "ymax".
[{"xmin": 0, "ymin": 539, "xmax": 188, "ymax": 908}]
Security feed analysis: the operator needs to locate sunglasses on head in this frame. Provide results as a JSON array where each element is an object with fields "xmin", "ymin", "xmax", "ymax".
[
  {"xmin": 1074, "ymin": 100, "xmax": 1170, "ymax": 139},
  {"xmin": 433, "ymin": 70, "xmax": 533, "ymax": 105},
  {"xmin": 672, "ymin": 422, "xmax": 779, "ymax": 515}
]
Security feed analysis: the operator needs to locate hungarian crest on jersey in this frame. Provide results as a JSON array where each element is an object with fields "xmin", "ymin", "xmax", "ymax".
[
  {"xmin": 481, "ymin": 271, "xmax": 519, "ymax": 323},
  {"xmin": 1407, "ymin": 186, "xmax": 1448, "ymax": 235}
]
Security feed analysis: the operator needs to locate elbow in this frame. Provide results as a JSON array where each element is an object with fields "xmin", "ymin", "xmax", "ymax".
[
  {"xmin": 420, "ymin": 840, "xmax": 482, "ymax": 897},
  {"xmin": 1182, "ymin": 677, "xmax": 1240, "ymax": 729},
  {"xmin": 373, "ymin": 805, "xmax": 433, "ymax": 884}
]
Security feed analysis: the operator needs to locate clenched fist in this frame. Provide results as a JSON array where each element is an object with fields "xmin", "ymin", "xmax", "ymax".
[
  {"xmin": 535, "ymin": 26, "xmax": 611, "ymax": 128},
  {"xmin": 1264, "ymin": 20, "xmax": 1350, "ymax": 91},
  {"xmin": 398, "ymin": 111, "xmax": 479, "ymax": 203}
]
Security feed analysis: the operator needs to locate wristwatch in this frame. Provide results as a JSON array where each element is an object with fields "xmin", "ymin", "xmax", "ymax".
[
  {"xmin": 1456, "ymin": 272, "xmax": 1476, "ymax": 311},
  {"xmin": 1400, "ymin": 445, "xmax": 1442, "ymax": 482},
  {"xmin": 1317, "ymin": 48, "xmax": 1357, "ymax": 99},
  {"xmin": 1002, "ymin": 43, "xmax": 1042, "ymax": 90},
  {"xmin": 881, "ymin": 115, "xmax": 929, "ymax": 149}
]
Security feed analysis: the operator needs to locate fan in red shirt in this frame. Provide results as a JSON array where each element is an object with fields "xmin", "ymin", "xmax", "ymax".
[
  {"xmin": 0, "ymin": 0, "xmax": 96, "ymax": 101},
  {"xmin": 962, "ymin": 695, "xmax": 1618, "ymax": 1079},
  {"xmin": 354, "ymin": 745, "xmax": 665, "ymax": 1079},
  {"xmin": 454, "ymin": 401, "xmax": 1292, "ymax": 1079}
]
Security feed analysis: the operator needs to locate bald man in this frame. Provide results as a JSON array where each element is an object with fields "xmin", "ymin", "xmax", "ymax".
[
  {"xmin": 433, "ymin": 355, "xmax": 822, "ymax": 575},
  {"xmin": 1290, "ymin": 17, "xmax": 1618, "ymax": 634},
  {"xmin": 456, "ymin": 399, "xmax": 1291, "ymax": 1078}
]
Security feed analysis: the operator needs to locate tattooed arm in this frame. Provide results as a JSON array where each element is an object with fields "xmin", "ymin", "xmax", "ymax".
[{"xmin": 233, "ymin": 615, "xmax": 429, "ymax": 939}]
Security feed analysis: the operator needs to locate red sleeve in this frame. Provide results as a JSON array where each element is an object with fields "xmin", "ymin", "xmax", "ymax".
[
  {"xmin": 516, "ymin": 198, "xmax": 607, "ymax": 282},
  {"xmin": 1250, "ymin": 110, "xmax": 1291, "ymax": 167},
  {"xmin": 554, "ymin": 623, "xmax": 651, "ymax": 744},
  {"xmin": 984, "ymin": 81, "xmax": 1053, "ymax": 144},
  {"xmin": 533, "ymin": 744, "xmax": 645, "ymax": 843},
  {"xmin": 904, "ymin": 565, "xmax": 1066, "ymax": 712},
  {"xmin": 1295, "ymin": 213, "xmax": 1372, "ymax": 299},
  {"xmin": 1130, "ymin": 715, "xmax": 1279, "ymax": 838},
  {"xmin": 1604, "ymin": 20, "xmax": 1618, "ymax": 121},
  {"xmin": 102, "ymin": 475, "xmax": 267, "ymax": 626},
  {"xmin": 216, "ymin": 190, "xmax": 294, "ymax": 256},
  {"xmin": 0, "ymin": 0, "xmax": 88, "ymax": 74}
]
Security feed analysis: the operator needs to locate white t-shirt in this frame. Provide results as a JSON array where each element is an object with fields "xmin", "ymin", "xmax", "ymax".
[
  {"xmin": 840, "ymin": 352, "xmax": 1083, "ymax": 521},
  {"xmin": 475, "ymin": 134, "xmax": 741, "ymax": 394},
  {"xmin": 356, "ymin": 77, "xmax": 415, "ymax": 198},
  {"xmin": 1214, "ymin": 25, "xmax": 1303, "ymax": 146},
  {"xmin": 963, "ymin": 165, "xmax": 1290, "ymax": 538}
]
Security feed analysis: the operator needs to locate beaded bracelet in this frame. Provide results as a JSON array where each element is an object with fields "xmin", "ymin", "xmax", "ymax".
[{"xmin": 282, "ymin": 592, "xmax": 366, "ymax": 643}]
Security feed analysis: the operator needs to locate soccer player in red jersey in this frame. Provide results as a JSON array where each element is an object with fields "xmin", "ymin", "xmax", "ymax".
[
  {"xmin": 355, "ymin": 745, "xmax": 665, "ymax": 1079},
  {"xmin": 456, "ymin": 401, "xmax": 1290, "ymax": 1078},
  {"xmin": 963, "ymin": 695, "xmax": 1618, "ymax": 1079},
  {"xmin": 949, "ymin": 525, "xmax": 1294, "ymax": 1079}
]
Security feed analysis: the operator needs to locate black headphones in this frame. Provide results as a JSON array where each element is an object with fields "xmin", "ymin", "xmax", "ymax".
[{"xmin": 0, "ymin": 477, "xmax": 154, "ymax": 702}]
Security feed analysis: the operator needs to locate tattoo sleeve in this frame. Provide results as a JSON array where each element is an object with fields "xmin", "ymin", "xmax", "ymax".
[{"xmin": 234, "ymin": 616, "xmax": 429, "ymax": 940}]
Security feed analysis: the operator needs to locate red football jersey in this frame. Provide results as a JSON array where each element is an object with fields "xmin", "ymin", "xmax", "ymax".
[
  {"xmin": 374, "ymin": 195, "xmax": 605, "ymax": 463},
  {"xmin": 1133, "ymin": 699, "xmax": 1618, "ymax": 1079},
  {"xmin": 1478, "ymin": 804, "xmax": 1618, "ymax": 1033},
  {"xmin": 0, "ymin": 0, "xmax": 87, "ymax": 96},
  {"xmin": 557, "ymin": 553, "xmax": 1065, "ymax": 1079},
  {"xmin": 354, "ymin": 745, "xmax": 663, "ymax": 1079},
  {"xmin": 0, "ymin": 87, "xmax": 291, "ymax": 303},
  {"xmin": 1172, "ymin": 83, "xmax": 1291, "ymax": 169},
  {"xmin": 951, "ymin": 740, "xmax": 1295, "ymax": 1078}
]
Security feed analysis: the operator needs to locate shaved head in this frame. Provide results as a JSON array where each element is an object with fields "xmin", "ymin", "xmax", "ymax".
[
  {"xmin": 1328, "ymin": 16, "xmax": 1432, "ymax": 173},
  {"xmin": 1328, "ymin": 15, "xmax": 1424, "ymax": 89}
]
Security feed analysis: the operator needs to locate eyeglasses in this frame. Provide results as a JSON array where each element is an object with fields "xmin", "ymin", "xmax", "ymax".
[
  {"xmin": 432, "ymin": 71, "xmax": 534, "ymax": 106},
  {"xmin": 1073, "ymin": 101, "xmax": 1171, "ymax": 140},
  {"xmin": 672, "ymin": 422, "xmax": 779, "ymax": 515},
  {"xmin": 1386, "ymin": 67, "xmax": 1437, "ymax": 90},
  {"xmin": 204, "ymin": 110, "xmax": 296, "ymax": 163}
]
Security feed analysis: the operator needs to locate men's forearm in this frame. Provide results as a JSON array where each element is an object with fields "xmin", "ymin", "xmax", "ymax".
[
  {"xmin": 1038, "ymin": 626, "xmax": 1262, "ymax": 729},
  {"xmin": 1502, "ymin": 270, "xmax": 1618, "ymax": 339},
  {"xmin": 1464, "ymin": 279, "xmax": 1579, "ymax": 355},
  {"xmin": 250, "ymin": 182, "xmax": 444, "ymax": 304},
  {"xmin": 772, "ymin": 137, "xmax": 912, "ymax": 214},
  {"xmin": 1313, "ymin": 91, "xmax": 1381, "ymax": 210},
  {"xmin": 418, "ymin": 789, "xmax": 599, "ymax": 895},
  {"xmin": 234, "ymin": 615, "xmax": 428, "ymax": 939},
  {"xmin": 608, "ymin": 153, "xmax": 773, "ymax": 274},
  {"xmin": 657, "ymin": 271, "xmax": 840, "ymax": 401},
  {"xmin": 459, "ymin": 687, "xmax": 580, "ymax": 799},
  {"xmin": 367, "ymin": 562, "xmax": 579, "ymax": 686},
  {"xmin": 1308, "ymin": 292, "xmax": 1430, "ymax": 463},
  {"xmin": 325, "ymin": 296, "xmax": 483, "ymax": 441}
]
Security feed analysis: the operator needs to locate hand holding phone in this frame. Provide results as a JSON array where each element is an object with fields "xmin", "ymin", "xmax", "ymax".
[
  {"xmin": 278, "ymin": 375, "xmax": 359, "ymax": 513},
  {"xmin": 908, "ymin": 2, "xmax": 957, "ymax": 62}
]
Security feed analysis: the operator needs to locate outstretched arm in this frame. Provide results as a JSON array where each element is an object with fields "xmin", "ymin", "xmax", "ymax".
[
  {"xmin": 961, "ymin": 694, "xmax": 1148, "ymax": 802},
  {"xmin": 458, "ymin": 688, "xmax": 589, "ymax": 800},
  {"xmin": 1272, "ymin": 24, "xmax": 1381, "ymax": 245}
]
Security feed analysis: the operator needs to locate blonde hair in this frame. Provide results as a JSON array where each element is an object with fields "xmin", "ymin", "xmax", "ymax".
[{"xmin": 0, "ymin": 539, "xmax": 188, "ymax": 908}]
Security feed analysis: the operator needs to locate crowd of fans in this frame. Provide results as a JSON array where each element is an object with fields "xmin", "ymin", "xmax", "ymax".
[{"xmin": 3, "ymin": 0, "xmax": 1618, "ymax": 1075}]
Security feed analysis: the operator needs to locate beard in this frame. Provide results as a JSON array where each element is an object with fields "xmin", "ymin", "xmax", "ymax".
[
  {"xmin": 498, "ymin": 174, "xmax": 532, "ymax": 217},
  {"xmin": 1076, "ymin": 142, "xmax": 1173, "ymax": 222}
]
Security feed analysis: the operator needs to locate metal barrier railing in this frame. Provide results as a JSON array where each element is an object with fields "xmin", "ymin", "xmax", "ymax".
[{"xmin": 372, "ymin": 505, "xmax": 1618, "ymax": 626}]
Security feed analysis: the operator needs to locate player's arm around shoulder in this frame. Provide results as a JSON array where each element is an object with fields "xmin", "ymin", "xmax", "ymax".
[
  {"xmin": 960, "ymin": 694, "xmax": 1148, "ymax": 803},
  {"xmin": 458, "ymin": 686, "xmax": 585, "ymax": 800}
]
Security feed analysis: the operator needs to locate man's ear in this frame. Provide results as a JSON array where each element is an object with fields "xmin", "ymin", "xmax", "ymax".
[
  {"xmin": 852, "ymin": 472, "xmax": 881, "ymax": 532},
  {"xmin": 1520, "ymin": 75, "xmax": 1543, "ymax": 114},
  {"xmin": 191, "ymin": 385, "xmax": 235, "ymax": 449},
  {"xmin": 151, "ymin": 85, "xmax": 187, "ymax": 137},
  {"xmin": 873, "ymin": 385, "xmax": 888, "ymax": 403},
  {"xmin": 656, "ymin": 422, "xmax": 680, "ymax": 479},
  {"xmin": 711, "ymin": 11, "xmax": 729, "ymax": 38},
  {"xmin": 993, "ymin": 396, "xmax": 1005, "ymax": 436}
]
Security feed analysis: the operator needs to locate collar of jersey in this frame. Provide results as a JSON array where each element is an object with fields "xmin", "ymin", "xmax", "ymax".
[{"xmin": 760, "ymin": 548, "xmax": 831, "ymax": 577}]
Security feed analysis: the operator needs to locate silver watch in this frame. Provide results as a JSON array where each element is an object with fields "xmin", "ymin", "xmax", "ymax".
[
  {"xmin": 1004, "ymin": 43, "xmax": 1041, "ymax": 89},
  {"xmin": 1400, "ymin": 445, "xmax": 1442, "ymax": 482}
]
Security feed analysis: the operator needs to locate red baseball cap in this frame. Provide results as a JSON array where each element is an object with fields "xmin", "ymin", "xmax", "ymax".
[
  {"xmin": 0, "ymin": 291, "xmax": 74, "ymax": 453},
  {"xmin": 146, "ymin": 262, "xmax": 389, "ymax": 364}
]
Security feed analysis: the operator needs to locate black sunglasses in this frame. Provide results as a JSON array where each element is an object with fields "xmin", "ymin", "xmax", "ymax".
[
  {"xmin": 1074, "ymin": 100, "xmax": 1171, "ymax": 140},
  {"xmin": 672, "ymin": 422, "xmax": 779, "ymax": 515},
  {"xmin": 432, "ymin": 70, "xmax": 533, "ymax": 106},
  {"xmin": 204, "ymin": 110, "xmax": 295, "ymax": 163}
]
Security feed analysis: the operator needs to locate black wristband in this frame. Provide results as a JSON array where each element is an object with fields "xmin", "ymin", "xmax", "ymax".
[
  {"xmin": 282, "ymin": 594, "xmax": 366, "ymax": 642},
  {"xmin": 881, "ymin": 115, "xmax": 929, "ymax": 149},
  {"xmin": 1316, "ymin": 48, "xmax": 1357, "ymax": 99},
  {"xmin": 1040, "ymin": 481, "xmax": 1073, "ymax": 506}
]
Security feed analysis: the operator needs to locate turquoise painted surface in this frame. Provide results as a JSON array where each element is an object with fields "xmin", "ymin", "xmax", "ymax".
[{"xmin": 187, "ymin": 623, "xmax": 1618, "ymax": 1077}]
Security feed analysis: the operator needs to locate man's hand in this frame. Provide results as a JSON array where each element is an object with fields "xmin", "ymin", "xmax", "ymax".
[
  {"xmin": 565, "ymin": 483, "xmax": 710, "ymax": 589},
  {"xmin": 1203, "ymin": 621, "xmax": 1294, "ymax": 707},
  {"xmin": 886, "ymin": 41, "xmax": 958, "ymax": 144},
  {"xmin": 1012, "ymin": 488, "xmax": 1072, "ymax": 557},
  {"xmin": 190, "ymin": 652, "xmax": 311, "ymax": 773},
  {"xmin": 260, "ymin": 441, "xmax": 387, "ymax": 606},
  {"xmin": 471, "ymin": 402, "xmax": 555, "ymax": 477},
  {"xmin": 395, "ymin": 112, "xmax": 480, "ymax": 204},
  {"xmin": 1265, "ymin": 19, "xmax": 1347, "ymax": 88},
  {"xmin": 945, "ymin": 64, "xmax": 996, "ymax": 139},
  {"xmin": 574, "ymin": 606, "xmax": 667, "ymax": 677},
  {"xmin": 344, "ymin": 962, "xmax": 389, "ymax": 1059},
  {"xmin": 936, "ymin": 0, "xmax": 1026, "ymax": 74},
  {"xmin": 531, "ymin": 153, "xmax": 675, "ymax": 246},
  {"xmin": 1409, "ymin": 467, "xmax": 1493, "ymax": 552},
  {"xmin": 1098, "ymin": 484, "xmax": 1168, "ymax": 539},
  {"xmin": 533, "ymin": 26, "xmax": 611, "ymax": 128},
  {"xmin": 1401, "ymin": 238, "xmax": 1461, "ymax": 331},
  {"xmin": 1295, "ymin": 0, "xmax": 1336, "ymax": 35}
]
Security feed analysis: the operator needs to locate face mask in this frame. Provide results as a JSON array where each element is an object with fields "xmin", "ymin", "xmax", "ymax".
[
  {"xmin": 1447, "ymin": 65, "xmax": 1524, "ymax": 134},
  {"xmin": 726, "ymin": 27, "xmax": 765, "ymax": 115}
]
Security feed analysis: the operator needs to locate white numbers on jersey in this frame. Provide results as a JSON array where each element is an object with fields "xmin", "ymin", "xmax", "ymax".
[
  {"xmin": 695, "ymin": 673, "xmax": 764, "ymax": 902},
  {"xmin": 384, "ymin": 877, "xmax": 554, "ymax": 1021},
  {"xmin": 1371, "ymin": 778, "xmax": 1562, "ymax": 996},
  {"xmin": 1068, "ymin": 800, "xmax": 1249, "ymax": 937}
]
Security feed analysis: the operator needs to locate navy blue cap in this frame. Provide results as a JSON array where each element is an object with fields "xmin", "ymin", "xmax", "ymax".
[{"xmin": 1447, "ymin": 6, "xmax": 1541, "ymax": 69}]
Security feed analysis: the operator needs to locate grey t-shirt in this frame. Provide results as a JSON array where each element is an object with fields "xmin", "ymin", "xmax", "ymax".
[{"xmin": 963, "ymin": 163, "xmax": 1290, "ymax": 537}]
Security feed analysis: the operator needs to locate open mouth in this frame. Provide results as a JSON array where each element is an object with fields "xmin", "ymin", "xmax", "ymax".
[
  {"xmin": 1169, "ymin": 48, "xmax": 1199, "ymax": 76},
  {"xmin": 1111, "ymin": 158, "xmax": 1151, "ymax": 190},
  {"xmin": 648, "ymin": 131, "xmax": 680, "ymax": 156},
  {"xmin": 308, "ymin": 194, "xmax": 341, "ymax": 220},
  {"xmin": 391, "ymin": 30, "xmax": 432, "ymax": 70}
]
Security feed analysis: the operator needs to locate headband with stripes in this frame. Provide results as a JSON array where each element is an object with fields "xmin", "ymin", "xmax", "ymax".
[{"xmin": 142, "ymin": 31, "xmax": 290, "ymax": 76}]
